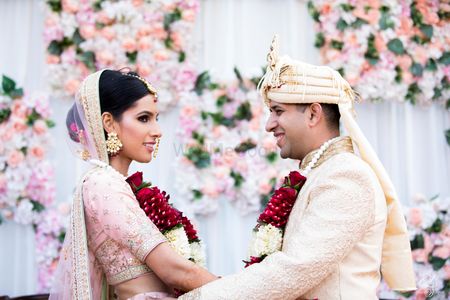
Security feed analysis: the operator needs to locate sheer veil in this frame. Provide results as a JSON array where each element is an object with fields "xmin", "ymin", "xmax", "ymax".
[{"xmin": 50, "ymin": 70, "xmax": 109, "ymax": 300}]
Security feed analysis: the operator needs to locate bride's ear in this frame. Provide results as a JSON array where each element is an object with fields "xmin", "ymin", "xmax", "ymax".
[{"xmin": 102, "ymin": 112, "xmax": 116, "ymax": 133}]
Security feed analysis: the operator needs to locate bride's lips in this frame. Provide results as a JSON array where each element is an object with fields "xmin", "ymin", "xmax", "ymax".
[
  {"xmin": 274, "ymin": 132, "xmax": 285, "ymax": 147},
  {"xmin": 143, "ymin": 142, "xmax": 156, "ymax": 152}
]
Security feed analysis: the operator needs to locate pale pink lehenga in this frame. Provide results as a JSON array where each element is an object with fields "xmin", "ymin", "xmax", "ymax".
[{"xmin": 49, "ymin": 70, "xmax": 173, "ymax": 300}]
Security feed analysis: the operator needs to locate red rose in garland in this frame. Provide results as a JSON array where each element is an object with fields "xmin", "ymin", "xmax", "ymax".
[{"xmin": 244, "ymin": 171, "xmax": 306, "ymax": 267}]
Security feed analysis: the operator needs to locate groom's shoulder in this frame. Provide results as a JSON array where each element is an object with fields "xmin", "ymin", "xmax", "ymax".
[{"xmin": 323, "ymin": 152, "xmax": 378, "ymax": 182}]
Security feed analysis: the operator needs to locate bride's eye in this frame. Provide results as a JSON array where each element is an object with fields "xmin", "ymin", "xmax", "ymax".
[{"xmin": 138, "ymin": 116, "xmax": 149, "ymax": 122}]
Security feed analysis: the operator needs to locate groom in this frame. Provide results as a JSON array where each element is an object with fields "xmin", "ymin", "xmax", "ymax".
[{"xmin": 179, "ymin": 36, "xmax": 416, "ymax": 299}]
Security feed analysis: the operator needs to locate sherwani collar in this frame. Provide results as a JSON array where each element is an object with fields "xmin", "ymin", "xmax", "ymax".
[{"xmin": 300, "ymin": 136, "xmax": 354, "ymax": 171}]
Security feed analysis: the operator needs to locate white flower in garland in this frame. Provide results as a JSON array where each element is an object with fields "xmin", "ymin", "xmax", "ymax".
[
  {"xmin": 248, "ymin": 224, "xmax": 283, "ymax": 258},
  {"xmin": 164, "ymin": 226, "xmax": 191, "ymax": 260},
  {"xmin": 190, "ymin": 241, "xmax": 206, "ymax": 267}
]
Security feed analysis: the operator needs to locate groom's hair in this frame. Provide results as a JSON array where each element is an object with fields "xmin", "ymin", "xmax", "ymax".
[{"xmin": 296, "ymin": 103, "xmax": 340, "ymax": 131}]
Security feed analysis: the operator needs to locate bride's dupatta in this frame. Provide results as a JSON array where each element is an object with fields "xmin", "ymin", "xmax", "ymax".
[{"xmin": 50, "ymin": 70, "xmax": 109, "ymax": 300}]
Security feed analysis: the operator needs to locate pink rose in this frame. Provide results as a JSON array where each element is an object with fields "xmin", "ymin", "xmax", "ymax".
[
  {"xmin": 0, "ymin": 174, "xmax": 6, "ymax": 192},
  {"xmin": 433, "ymin": 246, "xmax": 450, "ymax": 259},
  {"xmin": 408, "ymin": 207, "xmax": 423, "ymax": 227},
  {"xmin": 11, "ymin": 101, "xmax": 27, "ymax": 118},
  {"xmin": 412, "ymin": 47, "xmax": 428, "ymax": 66},
  {"xmin": 64, "ymin": 79, "xmax": 80, "ymax": 95},
  {"xmin": 412, "ymin": 249, "xmax": 428, "ymax": 263},
  {"xmin": 170, "ymin": 32, "xmax": 182, "ymax": 51},
  {"xmin": 150, "ymin": 27, "xmax": 167, "ymax": 40},
  {"xmin": 122, "ymin": 38, "xmax": 137, "ymax": 53},
  {"xmin": 58, "ymin": 202, "xmax": 71, "ymax": 216},
  {"xmin": 8, "ymin": 150, "xmax": 25, "ymax": 168},
  {"xmin": 374, "ymin": 33, "xmax": 386, "ymax": 53},
  {"xmin": 97, "ymin": 12, "xmax": 113, "ymax": 25},
  {"xmin": 33, "ymin": 120, "xmax": 48, "ymax": 135},
  {"xmin": 181, "ymin": 105, "xmax": 197, "ymax": 117},
  {"xmin": 137, "ymin": 25, "xmax": 152, "ymax": 38},
  {"xmin": 132, "ymin": 0, "xmax": 144, "ymax": 6},
  {"xmin": 13, "ymin": 119, "xmax": 28, "ymax": 132},
  {"xmin": 202, "ymin": 185, "xmax": 219, "ymax": 198},
  {"xmin": 444, "ymin": 265, "xmax": 450, "ymax": 280},
  {"xmin": 182, "ymin": 9, "xmax": 196, "ymax": 22},
  {"xmin": 30, "ymin": 146, "xmax": 45, "ymax": 160},
  {"xmin": 79, "ymin": 25, "xmax": 96, "ymax": 39}
]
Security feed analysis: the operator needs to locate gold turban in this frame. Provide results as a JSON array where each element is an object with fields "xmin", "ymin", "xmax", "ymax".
[{"xmin": 259, "ymin": 35, "xmax": 416, "ymax": 291}]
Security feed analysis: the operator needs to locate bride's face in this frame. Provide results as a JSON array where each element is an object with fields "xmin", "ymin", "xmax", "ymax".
[{"xmin": 115, "ymin": 94, "xmax": 161, "ymax": 163}]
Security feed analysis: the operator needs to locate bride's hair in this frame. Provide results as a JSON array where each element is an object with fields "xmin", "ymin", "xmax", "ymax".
[{"xmin": 66, "ymin": 69, "xmax": 151, "ymax": 143}]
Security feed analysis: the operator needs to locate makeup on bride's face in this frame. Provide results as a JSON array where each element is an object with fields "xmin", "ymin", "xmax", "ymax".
[{"xmin": 116, "ymin": 94, "xmax": 162, "ymax": 163}]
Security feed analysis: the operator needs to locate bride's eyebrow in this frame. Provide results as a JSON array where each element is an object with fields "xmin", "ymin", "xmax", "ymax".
[{"xmin": 137, "ymin": 110, "xmax": 159, "ymax": 117}]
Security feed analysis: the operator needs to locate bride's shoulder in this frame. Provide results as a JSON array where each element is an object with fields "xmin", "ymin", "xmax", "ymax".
[{"xmin": 83, "ymin": 166, "xmax": 128, "ymax": 190}]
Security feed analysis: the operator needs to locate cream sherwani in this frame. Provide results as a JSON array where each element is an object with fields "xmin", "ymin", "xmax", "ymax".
[{"xmin": 180, "ymin": 137, "xmax": 388, "ymax": 300}]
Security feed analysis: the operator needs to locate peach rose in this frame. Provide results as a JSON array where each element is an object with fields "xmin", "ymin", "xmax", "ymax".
[
  {"xmin": 181, "ymin": 105, "xmax": 197, "ymax": 117},
  {"xmin": 202, "ymin": 185, "xmax": 219, "ymax": 198},
  {"xmin": 2, "ymin": 209, "xmax": 13, "ymax": 220},
  {"xmin": 136, "ymin": 64, "xmax": 151, "ymax": 77},
  {"xmin": 132, "ymin": 0, "xmax": 144, "ymax": 6},
  {"xmin": 137, "ymin": 25, "xmax": 152, "ymax": 38},
  {"xmin": 62, "ymin": 0, "xmax": 79, "ymax": 13},
  {"xmin": 11, "ymin": 101, "xmax": 27, "ymax": 118},
  {"xmin": 412, "ymin": 249, "xmax": 428, "ymax": 263},
  {"xmin": 154, "ymin": 50, "xmax": 169, "ymax": 61},
  {"xmin": 97, "ymin": 12, "xmax": 113, "ymax": 25},
  {"xmin": 7, "ymin": 150, "xmax": 25, "ymax": 168},
  {"xmin": 151, "ymin": 27, "xmax": 168, "ymax": 40},
  {"xmin": 30, "ymin": 146, "xmax": 45, "ymax": 160},
  {"xmin": 213, "ymin": 166, "xmax": 230, "ymax": 179},
  {"xmin": 182, "ymin": 10, "xmax": 196, "ymax": 22},
  {"xmin": 412, "ymin": 47, "xmax": 428, "ymax": 65},
  {"xmin": 0, "ymin": 174, "xmax": 6, "ymax": 191},
  {"xmin": 137, "ymin": 37, "xmax": 152, "ymax": 51},
  {"xmin": 13, "ymin": 119, "xmax": 27, "ymax": 132},
  {"xmin": 100, "ymin": 26, "xmax": 115, "ymax": 41},
  {"xmin": 398, "ymin": 55, "xmax": 413, "ymax": 70},
  {"xmin": 444, "ymin": 265, "xmax": 450, "ymax": 280},
  {"xmin": 79, "ymin": 25, "xmax": 96, "ymax": 39},
  {"xmin": 33, "ymin": 120, "xmax": 48, "ymax": 135},
  {"xmin": 46, "ymin": 55, "xmax": 60, "ymax": 64},
  {"xmin": 122, "ymin": 38, "xmax": 137, "ymax": 53},
  {"xmin": 374, "ymin": 33, "xmax": 387, "ymax": 53},
  {"xmin": 259, "ymin": 182, "xmax": 272, "ymax": 195},
  {"xmin": 64, "ymin": 79, "xmax": 81, "ymax": 95}
]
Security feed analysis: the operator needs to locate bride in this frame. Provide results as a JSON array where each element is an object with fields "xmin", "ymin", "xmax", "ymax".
[{"xmin": 50, "ymin": 69, "xmax": 217, "ymax": 299}]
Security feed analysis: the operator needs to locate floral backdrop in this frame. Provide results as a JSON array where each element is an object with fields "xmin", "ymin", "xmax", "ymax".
[
  {"xmin": 0, "ymin": 74, "xmax": 69, "ymax": 292},
  {"xmin": 308, "ymin": 0, "xmax": 450, "ymax": 107},
  {"xmin": 44, "ymin": 0, "xmax": 199, "ymax": 111},
  {"xmin": 176, "ymin": 69, "xmax": 297, "ymax": 215},
  {"xmin": 378, "ymin": 194, "xmax": 450, "ymax": 299}
]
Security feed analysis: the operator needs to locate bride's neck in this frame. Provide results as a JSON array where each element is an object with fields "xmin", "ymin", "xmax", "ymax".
[{"xmin": 108, "ymin": 155, "xmax": 132, "ymax": 177}]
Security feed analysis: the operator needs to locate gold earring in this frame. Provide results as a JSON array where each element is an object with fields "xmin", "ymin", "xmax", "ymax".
[
  {"xmin": 153, "ymin": 138, "xmax": 160, "ymax": 159},
  {"xmin": 106, "ymin": 132, "xmax": 123, "ymax": 156}
]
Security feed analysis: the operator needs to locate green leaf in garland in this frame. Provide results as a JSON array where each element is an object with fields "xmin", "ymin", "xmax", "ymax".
[
  {"xmin": 336, "ymin": 18, "xmax": 348, "ymax": 31},
  {"xmin": 387, "ymin": 38, "xmax": 405, "ymax": 55},
  {"xmin": 2, "ymin": 75, "xmax": 16, "ymax": 94},
  {"xmin": 314, "ymin": 32, "xmax": 325, "ymax": 48},
  {"xmin": 439, "ymin": 52, "xmax": 450, "ymax": 65},
  {"xmin": 410, "ymin": 62, "xmax": 423, "ymax": 77},
  {"xmin": 126, "ymin": 51, "xmax": 138, "ymax": 63},
  {"xmin": 419, "ymin": 24, "xmax": 433, "ymax": 40},
  {"xmin": 307, "ymin": 1, "xmax": 320, "ymax": 22},
  {"xmin": 331, "ymin": 40, "xmax": 344, "ymax": 51},
  {"xmin": 446, "ymin": 129, "xmax": 450, "ymax": 146}
]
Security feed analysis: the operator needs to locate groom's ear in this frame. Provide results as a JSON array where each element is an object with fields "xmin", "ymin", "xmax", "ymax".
[{"xmin": 101, "ymin": 112, "xmax": 116, "ymax": 133}]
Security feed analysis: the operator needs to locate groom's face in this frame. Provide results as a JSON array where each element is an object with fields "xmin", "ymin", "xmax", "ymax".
[{"xmin": 265, "ymin": 100, "xmax": 310, "ymax": 160}]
